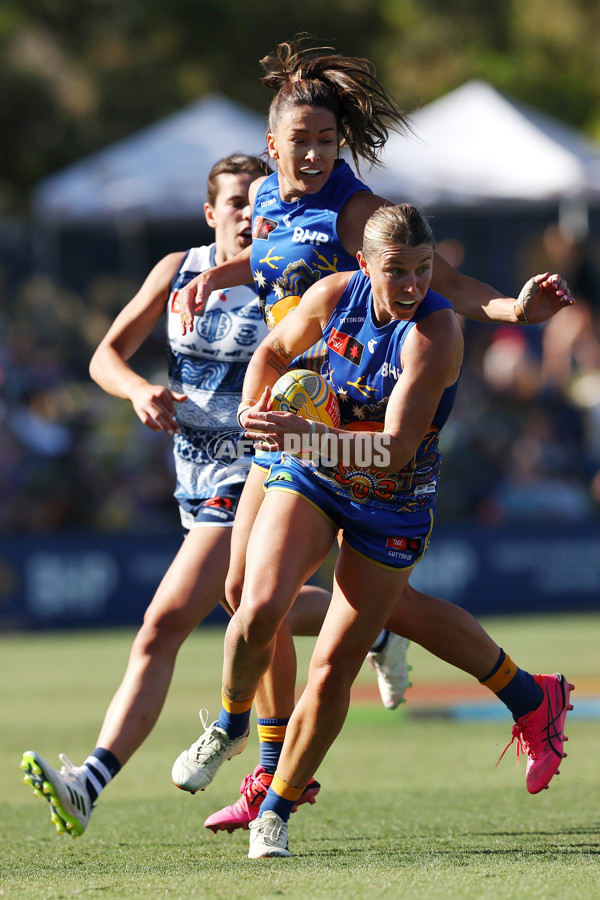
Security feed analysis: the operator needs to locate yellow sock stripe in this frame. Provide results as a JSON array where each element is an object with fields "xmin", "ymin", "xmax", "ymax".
[
  {"xmin": 481, "ymin": 654, "xmax": 518, "ymax": 694},
  {"xmin": 257, "ymin": 724, "xmax": 287, "ymax": 743},
  {"xmin": 220, "ymin": 692, "xmax": 254, "ymax": 714},
  {"xmin": 271, "ymin": 773, "xmax": 304, "ymax": 802}
]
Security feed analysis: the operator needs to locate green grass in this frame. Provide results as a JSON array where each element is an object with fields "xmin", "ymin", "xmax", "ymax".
[{"xmin": 1, "ymin": 614, "xmax": 599, "ymax": 899}]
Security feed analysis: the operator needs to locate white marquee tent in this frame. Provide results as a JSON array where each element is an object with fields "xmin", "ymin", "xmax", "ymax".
[
  {"xmin": 31, "ymin": 80, "xmax": 600, "ymax": 230},
  {"xmin": 31, "ymin": 94, "xmax": 268, "ymax": 224},
  {"xmin": 368, "ymin": 79, "xmax": 600, "ymax": 211}
]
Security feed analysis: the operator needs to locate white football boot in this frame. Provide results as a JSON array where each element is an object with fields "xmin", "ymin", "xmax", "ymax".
[
  {"xmin": 368, "ymin": 633, "xmax": 412, "ymax": 709},
  {"xmin": 172, "ymin": 708, "xmax": 248, "ymax": 793},
  {"xmin": 248, "ymin": 810, "xmax": 291, "ymax": 858},
  {"xmin": 21, "ymin": 750, "xmax": 93, "ymax": 837}
]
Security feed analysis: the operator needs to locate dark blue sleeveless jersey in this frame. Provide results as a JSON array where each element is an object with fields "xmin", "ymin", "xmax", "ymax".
[
  {"xmin": 250, "ymin": 160, "xmax": 370, "ymax": 340},
  {"xmin": 306, "ymin": 270, "xmax": 460, "ymax": 511}
]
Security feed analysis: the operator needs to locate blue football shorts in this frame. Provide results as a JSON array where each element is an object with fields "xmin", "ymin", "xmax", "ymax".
[
  {"xmin": 252, "ymin": 447, "xmax": 282, "ymax": 473},
  {"xmin": 264, "ymin": 456, "xmax": 435, "ymax": 571}
]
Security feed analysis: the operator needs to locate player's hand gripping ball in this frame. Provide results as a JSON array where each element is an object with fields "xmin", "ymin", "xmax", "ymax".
[{"xmin": 271, "ymin": 369, "xmax": 341, "ymax": 428}]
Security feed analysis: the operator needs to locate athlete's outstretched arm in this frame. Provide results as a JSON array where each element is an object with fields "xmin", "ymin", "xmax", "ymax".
[
  {"xmin": 429, "ymin": 252, "xmax": 572, "ymax": 325},
  {"xmin": 240, "ymin": 272, "xmax": 349, "ymax": 407},
  {"xmin": 338, "ymin": 191, "xmax": 573, "ymax": 326},
  {"xmin": 178, "ymin": 244, "xmax": 253, "ymax": 335}
]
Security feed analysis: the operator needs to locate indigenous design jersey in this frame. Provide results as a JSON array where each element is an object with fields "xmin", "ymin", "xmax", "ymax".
[
  {"xmin": 250, "ymin": 160, "xmax": 370, "ymax": 371},
  {"xmin": 300, "ymin": 270, "xmax": 459, "ymax": 511},
  {"xmin": 167, "ymin": 244, "xmax": 268, "ymax": 502}
]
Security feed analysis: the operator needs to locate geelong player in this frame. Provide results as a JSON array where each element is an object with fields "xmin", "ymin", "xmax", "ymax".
[{"xmin": 20, "ymin": 154, "xmax": 330, "ymax": 836}]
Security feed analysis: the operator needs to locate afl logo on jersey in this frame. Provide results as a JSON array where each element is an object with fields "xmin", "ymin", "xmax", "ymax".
[
  {"xmin": 197, "ymin": 309, "xmax": 231, "ymax": 343},
  {"xmin": 328, "ymin": 328, "xmax": 364, "ymax": 366},
  {"xmin": 253, "ymin": 216, "xmax": 279, "ymax": 240}
]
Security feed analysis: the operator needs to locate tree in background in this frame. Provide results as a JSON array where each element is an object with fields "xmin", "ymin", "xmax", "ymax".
[{"xmin": 2, "ymin": 0, "xmax": 600, "ymax": 215}]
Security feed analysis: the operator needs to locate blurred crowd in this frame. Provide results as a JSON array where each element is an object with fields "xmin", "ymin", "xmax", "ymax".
[
  {"xmin": 2, "ymin": 222, "xmax": 600, "ymax": 536},
  {"xmin": 0, "ymin": 271, "xmax": 178, "ymax": 535}
]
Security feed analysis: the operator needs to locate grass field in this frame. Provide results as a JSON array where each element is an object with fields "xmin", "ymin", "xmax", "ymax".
[{"xmin": 1, "ymin": 613, "xmax": 599, "ymax": 899}]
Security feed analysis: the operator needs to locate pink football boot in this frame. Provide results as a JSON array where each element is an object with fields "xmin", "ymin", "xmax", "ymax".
[
  {"xmin": 204, "ymin": 765, "xmax": 321, "ymax": 833},
  {"xmin": 498, "ymin": 673, "xmax": 574, "ymax": 793}
]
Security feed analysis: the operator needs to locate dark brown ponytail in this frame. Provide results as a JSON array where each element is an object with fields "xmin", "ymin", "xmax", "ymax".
[{"xmin": 260, "ymin": 35, "xmax": 410, "ymax": 171}]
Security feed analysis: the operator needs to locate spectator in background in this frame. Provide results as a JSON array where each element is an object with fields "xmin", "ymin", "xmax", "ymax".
[{"xmin": 537, "ymin": 222, "xmax": 600, "ymax": 389}]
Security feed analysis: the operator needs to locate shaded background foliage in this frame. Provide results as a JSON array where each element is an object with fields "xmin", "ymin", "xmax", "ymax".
[{"xmin": 3, "ymin": 0, "xmax": 600, "ymax": 215}]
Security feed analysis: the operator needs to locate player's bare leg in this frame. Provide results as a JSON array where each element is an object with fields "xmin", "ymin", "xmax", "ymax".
[
  {"xmin": 274, "ymin": 544, "xmax": 411, "ymax": 793},
  {"xmin": 22, "ymin": 524, "xmax": 232, "ymax": 836},
  {"xmin": 96, "ymin": 526, "xmax": 232, "ymax": 763}
]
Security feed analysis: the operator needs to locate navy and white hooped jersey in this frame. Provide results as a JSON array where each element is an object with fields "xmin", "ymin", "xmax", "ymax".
[
  {"xmin": 299, "ymin": 270, "xmax": 460, "ymax": 511},
  {"xmin": 166, "ymin": 244, "xmax": 269, "ymax": 502},
  {"xmin": 250, "ymin": 160, "xmax": 370, "ymax": 368}
]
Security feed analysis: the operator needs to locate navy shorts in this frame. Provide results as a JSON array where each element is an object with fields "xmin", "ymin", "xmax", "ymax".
[
  {"xmin": 264, "ymin": 456, "xmax": 434, "ymax": 571},
  {"xmin": 178, "ymin": 485, "xmax": 243, "ymax": 533}
]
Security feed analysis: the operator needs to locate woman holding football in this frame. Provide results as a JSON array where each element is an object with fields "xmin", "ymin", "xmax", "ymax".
[{"xmin": 176, "ymin": 203, "xmax": 573, "ymax": 858}]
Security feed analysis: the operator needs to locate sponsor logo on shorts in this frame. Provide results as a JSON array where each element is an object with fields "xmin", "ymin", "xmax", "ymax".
[
  {"xmin": 201, "ymin": 508, "xmax": 230, "ymax": 520},
  {"xmin": 413, "ymin": 483, "xmax": 436, "ymax": 495},
  {"xmin": 385, "ymin": 536, "xmax": 422, "ymax": 554},
  {"xmin": 203, "ymin": 497, "xmax": 234, "ymax": 510}
]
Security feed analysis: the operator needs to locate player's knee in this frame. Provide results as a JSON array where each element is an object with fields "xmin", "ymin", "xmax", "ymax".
[
  {"xmin": 136, "ymin": 604, "xmax": 194, "ymax": 655},
  {"xmin": 235, "ymin": 596, "xmax": 285, "ymax": 646},
  {"xmin": 225, "ymin": 570, "xmax": 243, "ymax": 612}
]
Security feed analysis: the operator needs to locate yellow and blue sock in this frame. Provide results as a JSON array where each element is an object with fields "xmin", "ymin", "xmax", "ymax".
[
  {"xmin": 259, "ymin": 773, "xmax": 304, "ymax": 823},
  {"xmin": 257, "ymin": 718, "xmax": 289, "ymax": 774},
  {"xmin": 479, "ymin": 650, "xmax": 543, "ymax": 721},
  {"xmin": 217, "ymin": 693, "xmax": 253, "ymax": 739}
]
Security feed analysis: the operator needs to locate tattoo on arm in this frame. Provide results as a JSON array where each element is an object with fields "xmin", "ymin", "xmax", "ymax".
[
  {"xmin": 272, "ymin": 337, "xmax": 293, "ymax": 360},
  {"xmin": 267, "ymin": 358, "xmax": 285, "ymax": 376}
]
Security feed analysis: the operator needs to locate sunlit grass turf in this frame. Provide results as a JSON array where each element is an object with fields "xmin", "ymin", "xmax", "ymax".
[{"xmin": 1, "ymin": 614, "xmax": 599, "ymax": 899}]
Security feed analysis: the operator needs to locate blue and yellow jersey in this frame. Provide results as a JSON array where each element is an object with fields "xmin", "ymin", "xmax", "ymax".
[
  {"xmin": 303, "ymin": 270, "xmax": 460, "ymax": 511},
  {"xmin": 250, "ymin": 160, "xmax": 370, "ymax": 371}
]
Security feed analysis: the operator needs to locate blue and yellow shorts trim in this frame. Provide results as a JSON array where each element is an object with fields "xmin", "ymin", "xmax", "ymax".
[{"xmin": 265, "ymin": 456, "xmax": 434, "ymax": 571}]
